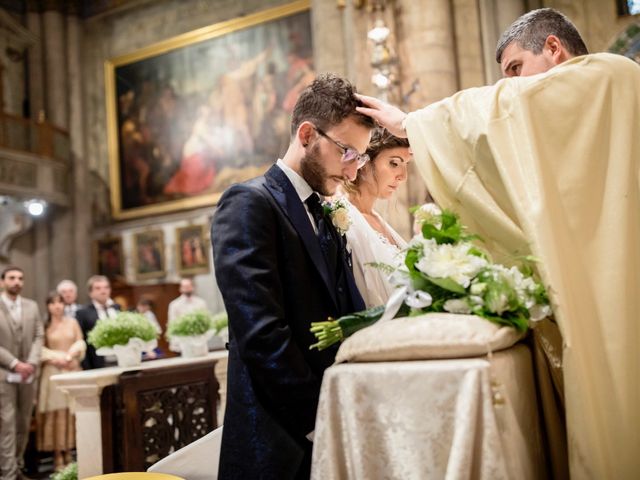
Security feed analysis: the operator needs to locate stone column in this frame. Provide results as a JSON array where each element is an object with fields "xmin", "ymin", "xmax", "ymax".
[
  {"xmin": 42, "ymin": 3, "xmax": 73, "ymax": 286},
  {"xmin": 25, "ymin": 2, "xmax": 44, "ymax": 120},
  {"xmin": 311, "ymin": 0, "xmax": 347, "ymax": 75},
  {"xmin": 67, "ymin": 12, "xmax": 92, "ymax": 291},
  {"xmin": 390, "ymin": 0, "xmax": 460, "ymax": 236},
  {"xmin": 478, "ymin": 0, "xmax": 527, "ymax": 84}
]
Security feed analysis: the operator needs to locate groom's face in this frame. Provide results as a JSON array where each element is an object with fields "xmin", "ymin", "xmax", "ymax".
[{"xmin": 300, "ymin": 117, "xmax": 372, "ymax": 196}]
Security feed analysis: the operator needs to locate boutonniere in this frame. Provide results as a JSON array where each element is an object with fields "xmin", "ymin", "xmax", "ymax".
[{"xmin": 322, "ymin": 199, "xmax": 351, "ymax": 235}]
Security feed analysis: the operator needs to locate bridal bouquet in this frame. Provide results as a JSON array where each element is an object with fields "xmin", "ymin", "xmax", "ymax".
[{"xmin": 310, "ymin": 204, "xmax": 551, "ymax": 350}]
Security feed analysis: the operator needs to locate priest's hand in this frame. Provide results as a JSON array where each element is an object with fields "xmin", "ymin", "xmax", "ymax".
[{"xmin": 355, "ymin": 93, "xmax": 408, "ymax": 138}]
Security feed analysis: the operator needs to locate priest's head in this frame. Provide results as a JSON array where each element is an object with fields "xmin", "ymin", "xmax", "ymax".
[{"xmin": 496, "ymin": 8, "xmax": 588, "ymax": 78}]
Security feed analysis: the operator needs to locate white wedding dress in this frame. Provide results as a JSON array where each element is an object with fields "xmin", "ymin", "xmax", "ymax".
[{"xmin": 344, "ymin": 199, "xmax": 407, "ymax": 308}]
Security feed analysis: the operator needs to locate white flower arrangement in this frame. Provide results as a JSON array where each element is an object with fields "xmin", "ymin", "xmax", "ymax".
[
  {"xmin": 322, "ymin": 198, "xmax": 351, "ymax": 235},
  {"xmin": 311, "ymin": 205, "xmax": 552, "ymax": 350}
]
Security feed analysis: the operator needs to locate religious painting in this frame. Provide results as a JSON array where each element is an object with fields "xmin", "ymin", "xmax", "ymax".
[
  {"xmin": 105, "ymin": 0, "xmax": 314, "ymax": 219},
  {"xmin": 175, "ymin": 224, "xmax": 210, "ymax": 275},
  {"xmin": 94, "ymin": 236, "xmax": 124, "ymax": 280},
  {"xmin": 133, "ymin": 230, "xmax": 166, "ymax": 280}
]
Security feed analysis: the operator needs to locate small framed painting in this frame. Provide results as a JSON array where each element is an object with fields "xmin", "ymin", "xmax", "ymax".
[
  {"xmin": 95, "ymin": 236, "xmax": 124, "ymax": 280},
  {"xmin": 133, "ymin": 230, "xmax": 166, "ymax": 280},
  {"xmin": 176, "ymin": 224, "xmax": 210, "ymax": 275}
]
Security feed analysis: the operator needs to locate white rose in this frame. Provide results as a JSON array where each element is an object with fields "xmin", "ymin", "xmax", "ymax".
[
  {"xmin": 331, "ymin": 207, "xmax": 351, "ymax": 234},
  {"xmin": 415, "ymin": 242, "xmax": 487, "ymax": 288},
  {"xmin": 486, "ymin": 292, "xmax": 509, "ymax": 315}
]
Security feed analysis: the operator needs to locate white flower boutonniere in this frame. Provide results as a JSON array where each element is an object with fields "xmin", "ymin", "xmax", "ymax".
[{"xmin": 322, "ymin": 199, "xmax": 351, "ymax": 235}]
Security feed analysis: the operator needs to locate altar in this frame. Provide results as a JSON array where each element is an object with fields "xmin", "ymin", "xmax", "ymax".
[
  {"xmin": 311, "ymin": 344, "xmax": 547, "ymax": 479},
  {"xmin": 51, "ymin": 351, "xmax": 228, "ymax": 479}
]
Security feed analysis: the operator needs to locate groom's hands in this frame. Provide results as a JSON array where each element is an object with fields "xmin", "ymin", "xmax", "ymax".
[{"xmin": 355, "ymin": 93, "xmax": 408, "ymax": 138}]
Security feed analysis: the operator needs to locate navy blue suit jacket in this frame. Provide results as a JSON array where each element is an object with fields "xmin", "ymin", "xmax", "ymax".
[
  {"xmin": 76, "ymin": 303, "xmax": 121, "ymax": 370},
  {"xmin": 211, "ymin": 164, "xmax": 364, "ymax": 479}
]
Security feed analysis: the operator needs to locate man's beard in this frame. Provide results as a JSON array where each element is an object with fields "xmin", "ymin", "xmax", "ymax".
[
  {"xmin": 300, "ymin": 143, "xmax": 336, "ymax": 196},
  {"xmin": 5, "ymin": 285, "xmax": 21, "ymax": 296}
]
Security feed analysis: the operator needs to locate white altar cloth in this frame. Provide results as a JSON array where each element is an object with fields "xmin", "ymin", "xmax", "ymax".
[{"xmin": 311, "ymin": 344, "xmax": 545, "ymax": 480}]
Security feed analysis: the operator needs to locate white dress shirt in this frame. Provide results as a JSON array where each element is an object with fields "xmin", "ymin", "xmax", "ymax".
[
  {"xmin": 92, "ymin": 299, "xmax": 119, "ymax": 320},
  {"xmin": 276, "ymin": 159, "xmax": 321, "ymax": 232},
  {"xmin": 1, "ymin": 293, "xmax": 22, "ymax": 323},
  {"xmin": 167, "ymin": 294, "xmax": 209, "ymax": 323}
]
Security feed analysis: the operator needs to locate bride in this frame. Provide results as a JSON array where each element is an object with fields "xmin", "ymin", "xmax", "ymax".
[{"xmin": 342, "ymin": 128, "xmax": 411, "ymax": 308}]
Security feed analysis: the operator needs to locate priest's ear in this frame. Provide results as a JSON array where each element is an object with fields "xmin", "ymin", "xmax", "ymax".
[{"xmin": 543, "ymin": 35, "xmax": 572, "ymax": 65}]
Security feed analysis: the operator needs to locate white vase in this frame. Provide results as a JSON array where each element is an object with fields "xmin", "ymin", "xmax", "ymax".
[
  {"xmin": 171, "ymin": 331, "xmax": 214, "ymax": 358},
  {"xmin": 96, "ymin": 338, "xmax": 158, "ymax": 367}
]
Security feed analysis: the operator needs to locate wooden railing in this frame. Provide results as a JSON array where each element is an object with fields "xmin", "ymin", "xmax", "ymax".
[{"xmin": 0, "ymin": 112, "xmax": 70, "ymax": 163}]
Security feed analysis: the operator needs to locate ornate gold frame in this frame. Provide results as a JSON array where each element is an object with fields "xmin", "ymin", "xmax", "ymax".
[{"xmin": 105, "ymin": 0, "xmax": 311, "ymax": 220}]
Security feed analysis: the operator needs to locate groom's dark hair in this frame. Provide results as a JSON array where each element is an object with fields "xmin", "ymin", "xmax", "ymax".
[{"xmin": 290, "ymin": 73, "xmax": 375, "ymax": 137}]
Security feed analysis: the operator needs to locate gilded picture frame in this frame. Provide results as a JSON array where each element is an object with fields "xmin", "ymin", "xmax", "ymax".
[
  {"xmin": 105, "ymin": 0, "xmax": 314, "ymax": 219},
  {"xmin": 175, "ymin": 224, "xmax": 210, "ymax": 275},
  {"xmin": 133, "ymin": 230, "xmax": 166, "ymax": 280}
]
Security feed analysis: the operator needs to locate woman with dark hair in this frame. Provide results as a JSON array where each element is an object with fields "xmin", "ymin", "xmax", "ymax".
[
  {"xmin": 342, "ymin": 128, "xmax": 411, "ymax": 307},
  {"xmin": 37, "ymin": 291, "xmax": 85, "ymax": 470}
]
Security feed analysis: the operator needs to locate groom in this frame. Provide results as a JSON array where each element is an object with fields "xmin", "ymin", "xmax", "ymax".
[{"xmin": 211, "ymin": 73, "xmax": 373, "ymax": 479}]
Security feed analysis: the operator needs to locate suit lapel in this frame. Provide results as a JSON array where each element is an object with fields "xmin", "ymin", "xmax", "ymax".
[
  {"xmin": 0, "ymin": 301, "xmax": 16, "ymax": 336},
  {"xmin": 264, "ymin": 165, "xmax": 338, "ymax": 309}
]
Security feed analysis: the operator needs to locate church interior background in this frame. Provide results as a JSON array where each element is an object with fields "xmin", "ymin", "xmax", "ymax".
[{"xmin": 0, "ymin": 0, "xmax": 638, "ymax": 477}]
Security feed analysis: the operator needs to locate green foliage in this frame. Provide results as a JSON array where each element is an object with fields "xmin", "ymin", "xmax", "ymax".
[
  {"xmin": 87, "ymin": 312, "xmax": 157, "ymax": 349},
  {"xmin": 167, "ymin": 310, "xmax": 215, "ymax": 337},
  {"xmin": 52, "ymin": 462, "xmax": 77, "ymax": 480},
  {"xmin": 211, "ymin": 311, "xmax": 229, "ymax": 334}
]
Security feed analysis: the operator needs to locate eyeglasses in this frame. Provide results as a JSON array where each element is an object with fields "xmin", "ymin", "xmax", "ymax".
[{"xmin": 313, "ymin": 126, "xmax": 370, "ymax": 168}]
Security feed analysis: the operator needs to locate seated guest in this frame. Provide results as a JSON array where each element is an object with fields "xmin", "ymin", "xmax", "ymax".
[
  {"xmin": 76, "ymin": 275, "xmax": 120, "ymax": 369},
  {"xmin": 56, "ymin": 279, "xmax": 80, "ymax": 319},
  {"xmin": 342, "ymin": 128, "xmax": 411, "ymax": 307},
  {"xmin": 37, "ymin": 291, "xmax": 85, "ymax": 471}
]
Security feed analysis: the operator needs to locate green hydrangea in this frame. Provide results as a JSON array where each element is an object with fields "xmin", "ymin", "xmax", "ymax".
[
  {"xmin": 167, "ymin": 310, "xmax": 215, "ymax": 337},
  {"xmin": 52, "ymin": 462, "xmax": 77, "ymax": 480},
  {"xmin": 211, "ymin": 311, "xmax": 228, "ymax": 334},
  {"xmin": 87, "ymin": 312, "xmax": 157, "ymax": 349}
]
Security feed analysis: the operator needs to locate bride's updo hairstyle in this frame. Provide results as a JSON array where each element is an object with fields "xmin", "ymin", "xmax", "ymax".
[{"xmin": 343, "ymin": 127, "xmax": 410, "ymax": 195}]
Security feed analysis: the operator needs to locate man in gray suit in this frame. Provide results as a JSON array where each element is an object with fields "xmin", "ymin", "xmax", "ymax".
[{"xmin": 0, "ymin": 266, "xmax": 43, "ymax": 480}]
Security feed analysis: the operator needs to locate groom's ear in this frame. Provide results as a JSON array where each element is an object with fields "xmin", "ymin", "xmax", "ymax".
[{"xmin": 297, "ymin": 121, "xmax": 315, "ymax": 147}]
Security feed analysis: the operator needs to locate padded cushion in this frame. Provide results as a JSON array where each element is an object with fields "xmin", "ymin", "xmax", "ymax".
[{"xmin": 335, "ymin": 313, "xmax": 524, "ymax": 363}]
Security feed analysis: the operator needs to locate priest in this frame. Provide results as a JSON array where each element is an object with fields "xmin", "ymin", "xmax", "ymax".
[{"xmin": 356, "ymin": 8, "xmax": 639, "ymax": 479}]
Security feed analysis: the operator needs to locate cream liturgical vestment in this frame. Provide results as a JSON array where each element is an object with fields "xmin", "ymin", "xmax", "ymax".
[{"xmin": 405, "ymin": 53, "xmax": 640, "ymax": 479}]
